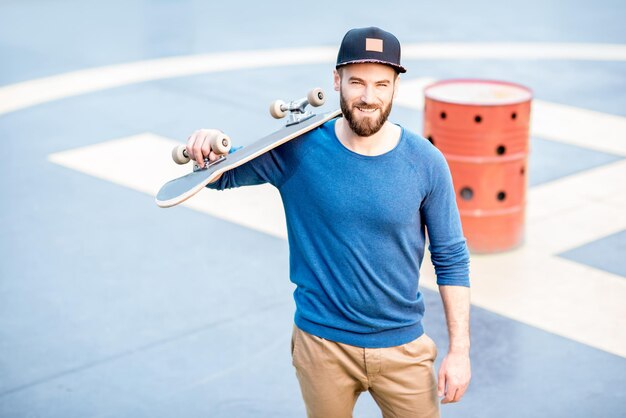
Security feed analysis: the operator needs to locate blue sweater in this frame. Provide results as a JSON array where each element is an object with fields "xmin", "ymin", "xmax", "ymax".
[{"xmin": 208, "ymin": 119, "xmax": 470, "ymax": 348}]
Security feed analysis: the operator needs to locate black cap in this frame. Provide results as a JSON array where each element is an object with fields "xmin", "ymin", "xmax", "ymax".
[{"xmin": 336, "ymin": 27, "xmax": 406, "ymax": 74}]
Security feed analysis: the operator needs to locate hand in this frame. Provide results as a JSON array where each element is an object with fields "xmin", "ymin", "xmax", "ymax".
[
  {"xmin": 437, "ymin": 351, "xmax": 471, "ymax": 404},
  {"xmin": 186, "ymin": 129, "xmax": 225, "ymax": 168}
]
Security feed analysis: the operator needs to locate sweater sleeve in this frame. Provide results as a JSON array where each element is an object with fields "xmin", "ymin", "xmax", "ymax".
[
  {"xmin": 206, "ymin": 146, "xmax": 286, "ymax": 190},
  {"xmin": 420, "ymin": 148, "xmax": 470, "ymax": 287}
]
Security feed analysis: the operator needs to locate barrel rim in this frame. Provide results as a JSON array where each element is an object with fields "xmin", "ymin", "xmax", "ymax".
[{"xmin": 424, "ymin": 78, "xmax": 533, "ymax": 106}]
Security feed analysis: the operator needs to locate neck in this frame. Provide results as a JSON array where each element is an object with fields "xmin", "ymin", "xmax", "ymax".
[{"xmin": 335, "ymin": 118, "xmax": 401, "ymax": 156}]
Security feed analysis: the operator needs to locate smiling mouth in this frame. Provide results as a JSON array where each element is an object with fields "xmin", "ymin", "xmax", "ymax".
[{"xmin": 355, "ymin": 106, "xmax": 379, "ymax": 114}]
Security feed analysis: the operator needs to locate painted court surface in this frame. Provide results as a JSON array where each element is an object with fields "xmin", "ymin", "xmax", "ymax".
[{"xmin": 1, "ymin": 1, "xmax": 625, "ymax": 417}]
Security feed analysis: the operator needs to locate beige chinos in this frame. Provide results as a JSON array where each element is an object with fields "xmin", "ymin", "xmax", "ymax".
[{"xmin": 291, "ymin": 325, "xmax": 440, "ymax": 418}]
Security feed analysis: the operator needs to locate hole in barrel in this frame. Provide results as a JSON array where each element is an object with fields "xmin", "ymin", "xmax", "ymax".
[
  {"xmin": 427, "ymin": 135, "xmax": 435, "ymax": 145},
  {"xmin": 440, "ymin": 111, "xmax": 447, "ymax": 120},
  {"xmin": 474, "ymin": 115, "xmax": 482, "ymax": 123},
  {"xmin": 511, "ymin": 112, "xmax": 517, "ymax": 120},
  {"xmin": 460, "ymin": 187, "xmax": 473, "ymax": 200},
  {"xmin": 496, "ymin": 145, "xmax": 506, "ymax": 155},
  {"xmin": 497, "ymin": 191, "xmax": 507, "ymax": 201},
  {"xmin": 520, "ymin": 166, "xmax": 525, "ymax": 175}
]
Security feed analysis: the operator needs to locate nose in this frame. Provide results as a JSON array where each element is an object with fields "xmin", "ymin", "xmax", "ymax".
[{"xmin": 361, "ymin": 85, "xmax": 376, "ymax": 104}]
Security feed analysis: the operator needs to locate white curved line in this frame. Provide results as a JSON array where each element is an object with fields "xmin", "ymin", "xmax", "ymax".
[
  {"xmin": 402, "ymin": 42, "xmax": 626, "ymax": 60},
  {"xmin": 0, "ymin": 47, "xmax": 335, "ymax": 116},
  {"xmin": 2, "ymin": 42, "xmax": 626, "ymax": 116}
]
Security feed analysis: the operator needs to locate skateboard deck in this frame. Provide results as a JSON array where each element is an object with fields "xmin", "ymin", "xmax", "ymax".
[{"xmin": 156, "ymin": 108, "xmax": 341, "ymax": 208}]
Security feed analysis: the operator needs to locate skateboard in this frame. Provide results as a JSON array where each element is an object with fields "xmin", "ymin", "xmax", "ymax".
[{"xmin": 156, "ymin": 88, "xmax": 342, "ymax": 208}]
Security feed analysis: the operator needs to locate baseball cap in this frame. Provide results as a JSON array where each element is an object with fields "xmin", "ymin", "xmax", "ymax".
[{"xmin": 336, "ymin": 27, "xmax": 407, "ymax": 74}]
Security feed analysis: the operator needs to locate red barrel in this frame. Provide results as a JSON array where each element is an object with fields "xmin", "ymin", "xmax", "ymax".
[{"xmin": 423, "ymin": 79, "xmax": 533, "ymax": 253}]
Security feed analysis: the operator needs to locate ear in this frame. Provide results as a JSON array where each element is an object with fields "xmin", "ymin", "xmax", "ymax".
[{"xmin": 333, "ymin": 69, "xmax": 341, "ymax": 91}]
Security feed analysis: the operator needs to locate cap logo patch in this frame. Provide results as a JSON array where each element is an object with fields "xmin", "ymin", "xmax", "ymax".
[{"xmin": 365, "ymin": 38, "xmax": 383, "ymax": 53}]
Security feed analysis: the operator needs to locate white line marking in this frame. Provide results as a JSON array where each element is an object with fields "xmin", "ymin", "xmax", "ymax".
[
  {"xmin": 402, "ymin": 42, "xmax": 626, "ymax": 61},
  {"xmin": 0, "ymin": 48, "xmax": 334, "ymax": 115},
  {"xmin": 531, "ymin": 101, "xmax": 626, "ymax": 157},
  {"xmin": 3, "ymin": 42, "xmax": 626, "ymax": 115},
  {"xmin": 393, "ymin": 77, "xmax": 437, "ymax": 110},
  {"xmin": 419, "ymin": 247, "xmax": 626, "ymax": 358},
  {"xmin": 526, "ymin": 160, "xmax": 626, "ymax": 253},
  {"xmin": 48, "ymin": 134, "xmax": 288, "ymax": 240}
]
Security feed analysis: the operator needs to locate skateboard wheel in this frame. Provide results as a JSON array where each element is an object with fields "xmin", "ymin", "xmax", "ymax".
[
  {"xmin": 307, "ymin": 88, "xmax": 325, "ymax": 107},
  {"xmin": 210, "ymin": 132, "xmax": 232, "ymax": 155},
  {"xmin": 270, "ymin": 100, "xmax": 287, "ymax": 119},
  {"xmin": 172, "ymin": 145, "xmax": 190, "ymax": 164}
]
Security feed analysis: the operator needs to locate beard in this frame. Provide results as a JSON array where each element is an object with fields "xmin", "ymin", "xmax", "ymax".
[{"xmin": 340, "ymin": 91, "xmax": 393, "ymax": 137}]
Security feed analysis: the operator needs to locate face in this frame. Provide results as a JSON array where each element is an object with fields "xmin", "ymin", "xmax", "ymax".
[{"xmin": 334, "ymin": 63, "xmax": 398, "ymax": 137}]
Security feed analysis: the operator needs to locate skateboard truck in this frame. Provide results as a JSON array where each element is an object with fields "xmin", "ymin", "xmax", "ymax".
[
  {"xmin": 269, "ymin": 87, "xmax": 326, "ymax": 126},
  {"xmin": 192, "ymin": 155, "xmax": 226, "ymax": 172}
]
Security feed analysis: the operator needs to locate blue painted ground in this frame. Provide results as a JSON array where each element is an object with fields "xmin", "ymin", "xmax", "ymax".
[
  {"xmin": 1, "ymin": 1, "xmax": 626, "ymax": 417},
  {"xmin": 559, "ymin": 229, "xmax": 626, "ymax": 278}
]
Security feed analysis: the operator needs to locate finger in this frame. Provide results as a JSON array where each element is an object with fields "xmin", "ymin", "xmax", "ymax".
[
  {"xmin": 437, "ymin": 369, "xmax": 446, "ymax": 397},
  {"xmin": 441, "ymin": 386, "xmax": 458, "ymax": 404},
  {"xmin": 201, "ymin": 134, "xmax": 212, "ymax": 160},
  {"xmin": 185, "ymin": 133, "xmax": 197, "ymax": 162},
  {"xmin": 452, "ymin": 384, "xmax": 468, "ymax": 403},
  {"xmin": 187, "ymin": 132, "xmax": 203, "ymax": 164},
  {"xmin": 193, "ymin": 135, "xmax": 207, "ymax": 168},
  {"xmin": 208, "ymin": 150, "xmax": 218, "ymax": 162}
]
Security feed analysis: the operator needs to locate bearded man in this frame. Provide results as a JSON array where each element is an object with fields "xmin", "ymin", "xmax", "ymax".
[{"xmin": 186, "ymin": 27, "xmax": 471, "ymax": 418}]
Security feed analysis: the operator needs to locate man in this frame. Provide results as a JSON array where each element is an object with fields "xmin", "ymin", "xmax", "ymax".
[{"xmin": 187, "ymin": 27, "xmax": 471, "ymax": 418}]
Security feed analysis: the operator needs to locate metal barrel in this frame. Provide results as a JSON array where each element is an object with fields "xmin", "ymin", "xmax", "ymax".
[{"xmin": 423, "ymin": 79, "xmax": 533, "ymax": 253}]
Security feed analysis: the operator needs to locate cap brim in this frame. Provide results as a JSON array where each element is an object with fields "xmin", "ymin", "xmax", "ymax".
[{"xmin": 336, "ymin": 59, "xmax": 407, "ymax": 73}]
